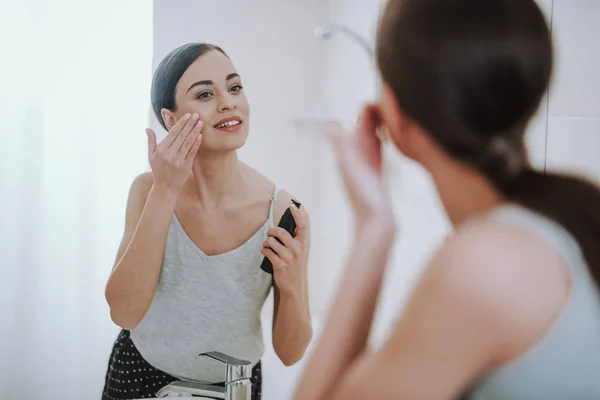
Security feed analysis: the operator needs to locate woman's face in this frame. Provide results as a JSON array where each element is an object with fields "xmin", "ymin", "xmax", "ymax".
[{"xmin": 163, "ymin": 50, "xmax": 250, "ymax": 152}]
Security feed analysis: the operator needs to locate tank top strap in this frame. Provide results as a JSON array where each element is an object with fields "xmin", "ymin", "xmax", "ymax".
[{"xmin": 268, "ymin": 184, "xmax": 281, "ymax": 225}]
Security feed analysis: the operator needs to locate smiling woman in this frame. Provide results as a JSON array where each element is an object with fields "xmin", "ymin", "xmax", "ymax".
[
  {"xmin": 102, "ymin": 43, "xmax": 313, "ymax": 399},
  {"xmin": 150, "ymin": 44, "xmax": 250, "ymax": 152}
]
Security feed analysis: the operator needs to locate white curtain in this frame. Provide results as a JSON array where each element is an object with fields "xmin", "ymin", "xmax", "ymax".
[{"xmin": 0, "ymin": 1, "xmax": 153, "ymax": 398}]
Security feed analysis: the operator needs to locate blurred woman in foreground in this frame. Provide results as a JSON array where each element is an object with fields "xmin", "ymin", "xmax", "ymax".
[{"xmin": 294, "ymin": 0, "xmax": 600, "ymax": 398}]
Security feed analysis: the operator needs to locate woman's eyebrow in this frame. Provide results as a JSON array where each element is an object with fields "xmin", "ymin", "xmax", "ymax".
[{"xmin": 186, "ymin": 73, "xmax": 241, "ymax": 93}]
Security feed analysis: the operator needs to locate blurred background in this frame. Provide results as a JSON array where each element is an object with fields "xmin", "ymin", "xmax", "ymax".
[{"xmin": 1, "ymin": 0, "xmax": 598, "ymax": 398}]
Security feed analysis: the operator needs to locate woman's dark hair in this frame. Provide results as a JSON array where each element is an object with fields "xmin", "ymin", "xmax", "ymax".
[
  {"xmin": 151, "ymin": 43, "xmax": 228, "ymax": 130},
  {"xmin": 377, "ymin": 0, "xmax": 600, "ymax": 288}
]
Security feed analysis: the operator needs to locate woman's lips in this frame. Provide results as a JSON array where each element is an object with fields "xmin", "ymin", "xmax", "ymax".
[
  {"xmin": 213, "ymin": 117, "xmax": 243, "ymax": 132},
  {"xmin": 213, "ymin": 120, "xmax": 242, "ymax": 132}
]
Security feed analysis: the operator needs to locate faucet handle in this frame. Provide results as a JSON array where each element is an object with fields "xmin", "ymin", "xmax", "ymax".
[
  {"xmin": 199, "ymin": 351, "xmax": 253, "ymax": 383},
  {"xmin": 199, "ymin": 351, "xmax": 252, "ymax": 366}
]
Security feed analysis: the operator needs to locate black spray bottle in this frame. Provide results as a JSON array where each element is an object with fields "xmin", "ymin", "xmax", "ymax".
[{"xmin": 260, "ymin": 199, "xmax": 302, "ymax": 274}]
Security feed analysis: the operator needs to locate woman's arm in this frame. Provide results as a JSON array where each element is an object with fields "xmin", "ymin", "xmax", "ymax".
[
  {"xmin": 293, "ymin": 220, "xmax": 570, "ymax": 400},
  {"xmin": 106, "ymin": 117, "xmax": 203, "ymax": 330},
  {"xmin": 292, "ymin": 215, "xmax": 395, "ymax": 399},
  {"xmin": 272, "ymin": 281, "xmax": 312, "ymax": 366},
  {"xmin": 262, "ymin": 200, "xmax": 313, "ymax": 366},
  {"xmin": 105, "ymin": 173, "xmax": 178, "ymax": 329}
]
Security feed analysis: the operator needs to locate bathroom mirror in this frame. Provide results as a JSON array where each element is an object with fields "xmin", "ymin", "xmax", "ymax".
[
  {"xmin": 1, "ymin": 0, "xmax": 382, "ymax": 399},
  {"xmin": 7, "ymin": 0, "xmax": 600, "ymax": 399}
]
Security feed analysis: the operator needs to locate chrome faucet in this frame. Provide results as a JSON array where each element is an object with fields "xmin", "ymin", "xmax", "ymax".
[{"xmin": 155, "ymin": 351, "xmax": 253, "ymax": 399}]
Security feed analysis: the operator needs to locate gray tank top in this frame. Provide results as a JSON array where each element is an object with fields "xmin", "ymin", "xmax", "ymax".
[
  {"xmin": 462, "ymin": 205, "xmax": 600, "ymax": 399},
  {"xmin": 129, "ymin": 186, "xmax": 279, "ymax": 383}
]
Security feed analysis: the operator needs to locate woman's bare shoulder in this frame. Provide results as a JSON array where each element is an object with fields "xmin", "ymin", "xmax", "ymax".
[
  {"xmin": 127, "ymin": 171, "xmax": 154, "ymax": 203},
  {"xmin": 271, "ymin": 188, "xmax": 308, "ymax": 225},
  {"xmin": 426, "ymin": 219, "xmax": 571, "ymax": 362},
  {"xmin": 242, "ymin": 164, "xmax": 308, "ymax": 223},
  {"xmin": 121, "ymin": 171, "xmax": 154, "ymax": 220}
]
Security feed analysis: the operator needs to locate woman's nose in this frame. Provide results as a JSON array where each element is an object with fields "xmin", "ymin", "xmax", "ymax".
[{"xmin": 217, "ymin": 94, "xmax": 236, "ymax": 113}]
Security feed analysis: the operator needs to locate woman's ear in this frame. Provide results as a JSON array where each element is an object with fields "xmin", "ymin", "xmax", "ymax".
[
  {"xmin": 160, "ymin": 108, "xmax": 175, "ymax": 131},
  {"xmin": 379, "ymin": 85, "xmax": 407, "ymax": 145},
  {"xmin": 378, "ymin": 84, "xmax": 422, "ymax": 160}
]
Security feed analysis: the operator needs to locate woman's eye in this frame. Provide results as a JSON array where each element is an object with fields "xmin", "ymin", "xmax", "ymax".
[
  {"xmin": 196, "ymin": 91, "xmax": 212, "ymax": 99},
  {"xmin": 230, "ymin": 84, "xmax": 243, "ymax": 92}
]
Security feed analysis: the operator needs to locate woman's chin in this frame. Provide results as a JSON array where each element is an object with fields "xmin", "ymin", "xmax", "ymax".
[{"xmin": 201, "ymin": 132, "xmax": 249, "ymax": 153}]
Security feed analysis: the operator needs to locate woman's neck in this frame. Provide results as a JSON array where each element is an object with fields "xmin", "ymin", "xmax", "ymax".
[
  {"xmin": 426, "ymin": 154, "xmax": 505, "ymax": 228},
  {"xmin": 187, "ymin": 151, "xmax": 246, "ymax": 207}
]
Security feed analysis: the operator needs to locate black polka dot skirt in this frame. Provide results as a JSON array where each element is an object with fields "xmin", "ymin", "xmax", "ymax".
[{"xmin": 102, "ymin": 330, "xmax": 262, "ymax": 399}]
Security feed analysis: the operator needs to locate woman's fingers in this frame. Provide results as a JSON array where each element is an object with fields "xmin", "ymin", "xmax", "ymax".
[
  {"xmin": 328, "ymin": 105, "xmax": 385, "ymax": 191},
  {"xmin": 266, "ymin": 227, "xmax": 295, "ymax": 248},
  {"xmin": 325, "ymin": 113, "xmax": 390, "ymax": 219},
  {"xmin": 162, "ymin": 113, "xmax": 192, "ymax": 147},
  {"xmin": 180, "ymin": 120, "xmax": 204, "ymax": 157},
  {"xmin": 184, "ymin": 132, "xmax": 203, "ymax": 165},
  {"xmin": 327, "ymin": 124, "xmax": 359, "ymax": 188},
  {"xmin": 263, "ymin": 237, "xmax": 290, "ymax": 260},
  {"xmin": 289, "ymin": 203, "xmax": 308, "ymax": 243},
  {"xmin": 170, "ymin": 113, "xmax": 200, "ymax": 153},
  {"xmin": 261, "ymin": 247, "xmax": 283, "ymax": 270},
  {"xmin": 356, "ymin": 104, "xmax": 384, "ymax": 175},
  {"xmin": 146, "ymin": 128, "xmax": 157, "ymax": 160}
]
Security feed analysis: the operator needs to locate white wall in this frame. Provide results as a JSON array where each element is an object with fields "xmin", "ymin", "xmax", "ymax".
[
  {"xmin": 0, "ymin": 1, "xmax": 153, "ymax": 399},
  {"xmin": 545, "ymin": 0, "xmax": 600, "ymax": 181},
  {"xmin": 522, "ymin": 0, "xmax": 600, "ymax": 181}
]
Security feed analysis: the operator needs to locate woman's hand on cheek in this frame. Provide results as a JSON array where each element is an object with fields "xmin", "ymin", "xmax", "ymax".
[
  {"xmin": 328, "ymin": 104, "xmax": 395, "ymax": 230},
  {"xmin": 145, "ymin": 113, "xmax": 204, "ymax": 196},
  {"xmin": 261, "ymin": 204, "xmax": 308, "ymax": 295}
]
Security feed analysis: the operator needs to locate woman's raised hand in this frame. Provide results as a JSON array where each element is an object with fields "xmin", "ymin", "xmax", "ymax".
[
  {"xmin": 328, "ymin": 104, "xmax": 394, "ymax": 227},
  {"xmin": 145, "ymin": 113, "xmax": 204, "ymax": 195}
]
